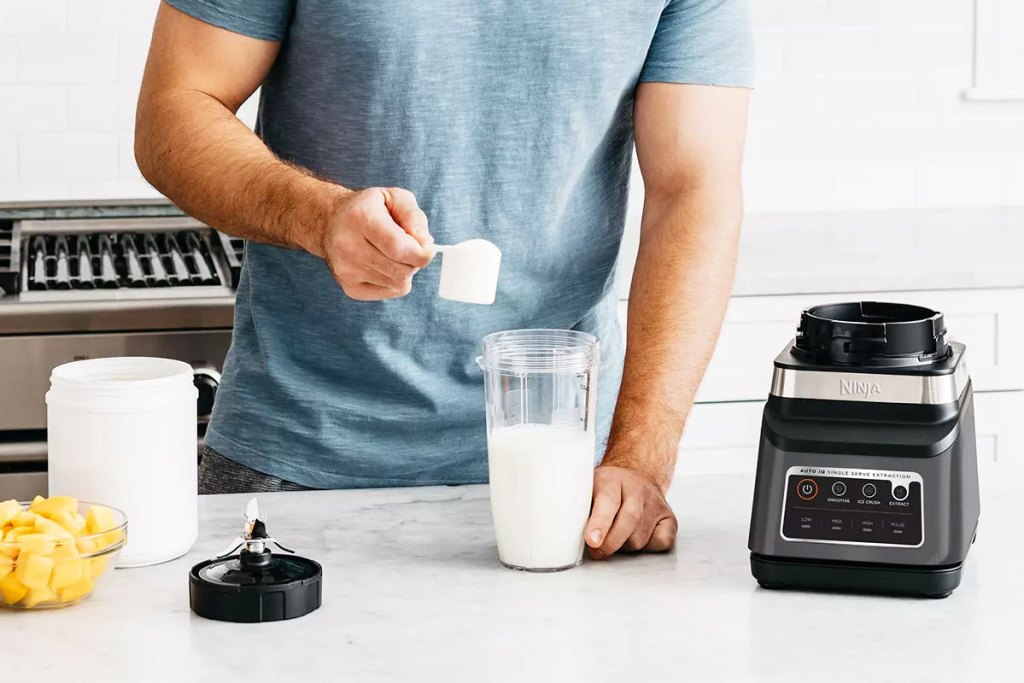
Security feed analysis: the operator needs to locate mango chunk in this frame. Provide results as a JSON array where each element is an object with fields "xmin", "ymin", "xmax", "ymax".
[
  {"xmin": 11, "ymin": 510, "xmax": 39, "ymax": 527},
  {"xmin": 87, "ymin": 555, "xmax": 108, "ymax": 578},
  {"xmin": 34, "ymin": 517, "xmax": 74, "ymax": 540},
  {"xmin": 14, "ymin": 553, "xmax": 53, "ymax": 590},
  {"xmin": 0, "ymin": 499, "xmax": 21, "ymax": 527},
  {"xmin": 50, "ymin": 509, "xmax": 86, "ymax": 535},
  {"xmin": 50, "ymin": 558, "xmax": 84, "ymax": 590},
  {"xmin": 0, "ymin": 556, "xmax": 11, "ymax": 580},
  {"xmin": 85, "ymin": 505, "xmax": 116, "ymax": 535},
  {"xmin": 58, "ymin": 575, "xmax": 94, "ymax": 603},
  {"xmin": 23, "ymin": 586, "xmax": 58, "ymax": 608},
  {"xmin": 29, "ymin": 495, "xmax": 77, "ymax": 518},
  {"xmin": 0, "ymin": 573, "xmax": 28, "ymax": 604},
  {"xmin": 16, "ymin": 534, "xmax": 57, "ymax": 556},
  {"xmin": 0, "ymin": 542, "xmax": 17, "ymax": 559}
]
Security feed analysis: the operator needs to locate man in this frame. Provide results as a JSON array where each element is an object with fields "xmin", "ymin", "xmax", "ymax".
[{"xmin": 135, "ymin": 0, "xmax": 752, "ymax": 560}]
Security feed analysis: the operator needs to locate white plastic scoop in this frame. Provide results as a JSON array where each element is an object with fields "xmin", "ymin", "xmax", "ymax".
[{"xmin": 432, "ymin": 239, "xmax": 502, "ymax": 305}]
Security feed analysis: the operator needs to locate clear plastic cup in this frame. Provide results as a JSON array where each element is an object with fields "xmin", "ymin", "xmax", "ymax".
[{"xmin": 477, "ymin": 329, "xmax": 600, "ymax": 571}]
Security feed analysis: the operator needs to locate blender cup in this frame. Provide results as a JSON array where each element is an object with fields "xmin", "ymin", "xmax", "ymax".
[{"xmin": 477, "ymin": 329, "xmax": 600, "ymax": 571}]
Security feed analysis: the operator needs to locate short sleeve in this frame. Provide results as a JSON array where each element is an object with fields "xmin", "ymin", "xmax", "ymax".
[
  {"xmin": 640, "ymin": 0, "xmax": 754, "ymax": 87},
  {"xmin": 164, "ymin": 0, "xmax": 294, "ymax": 41}
]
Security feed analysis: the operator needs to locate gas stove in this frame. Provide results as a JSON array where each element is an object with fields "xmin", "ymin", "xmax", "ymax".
[{"xmin": 0, "ymin": 200, "xmax": 242, "ymax": 499}]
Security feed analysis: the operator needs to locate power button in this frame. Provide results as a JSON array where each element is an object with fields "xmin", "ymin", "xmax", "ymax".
[{"xmin": 797, "ymin": 478, "xmax": 818, "ymax": 501}]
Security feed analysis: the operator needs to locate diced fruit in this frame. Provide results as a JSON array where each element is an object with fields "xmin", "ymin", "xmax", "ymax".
[
  {"xmin": 58, "ymin": 575, "xmax": 93, "ymax": 603},
  {"xmin": 86, "ymin": 505, "xmax": 116, "ymax": 535},
  {"xmin": 23, "ymin": 586, "xmax": 58, "ymax": 608},
  {"xmin": 50, "ymin": 558, "xmax": 84, "ymax": 590},
  {"xmin": 14, "ymin": 553, "xmax": 54, "ymax": 590},
  {"xmin": 0, "ymin": 556, "xmax": 11, "ymax": 580},
  {"xmin": 50, "ymin": 509, "xmax": 86, "ymax": 535},
  {"xmin": 76, "ymin": 537, "xmax": 97, "ymax": 554},
  {"xmin": 29, "ymin": 495, "xmax": 77, "ymax": 518},
  {"xmin": 0, "ymin": 573, "xmax": 28, "ymax": 604},
  {"xmin": 16, "ymin": 534, "xmax": 57, "ymax": 556},
  {"xmin": 12, "ymin": 510, "xmax": 39, "ymax": 527},
  {"xmin": 0, "ymin": 542, "xmax": 17, "ymax": 559},
  {"xmin": 34, "ymin": 517, "xmax": 74, "ymax": 540},
  {"xmin": 0, "ymin": 499, "xmax": 21, "ymax": 527},
  {"xmin": 95, "ymin": 528, "xmax": 125, "ymax": 551},
  {"xmin": 87, "ymin": 556, "xmax": 108, "ymax": 578}
]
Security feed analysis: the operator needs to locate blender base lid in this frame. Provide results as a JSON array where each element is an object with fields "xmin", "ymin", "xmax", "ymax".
[{"xmin": 189, "ymin": 554, "xmax": 322, "ymax": 623}]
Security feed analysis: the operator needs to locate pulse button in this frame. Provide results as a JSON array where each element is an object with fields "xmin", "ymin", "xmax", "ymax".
[
  {"xmin": 892, "ymin": 484, "xmax": 909, "ymax": 501},
  {"xmin": 862, "ymin": 483, "xmax": 877, "ymax": 499},
  {"xmin": 797, "ymin": 478, "xmax": 818, "ymax": 501},
  {"xmin": 831, "ymin": 481, "xmax": 847, "ymax": 497}
]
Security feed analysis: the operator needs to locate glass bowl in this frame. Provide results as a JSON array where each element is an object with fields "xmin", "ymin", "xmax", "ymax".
[{"xmin": 0, "ymin": 500, "xmax": 127, "ymax": 609}]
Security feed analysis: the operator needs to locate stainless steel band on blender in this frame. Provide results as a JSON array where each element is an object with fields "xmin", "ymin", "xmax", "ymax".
[{"xmin": 769, "ymin": 358, "xmax": 969, "ymax": 405}]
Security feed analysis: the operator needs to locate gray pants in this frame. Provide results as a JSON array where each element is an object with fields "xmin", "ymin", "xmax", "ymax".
[{"xmin": 198, "ymin": 446, "xmax": 312, "ymax": 494}]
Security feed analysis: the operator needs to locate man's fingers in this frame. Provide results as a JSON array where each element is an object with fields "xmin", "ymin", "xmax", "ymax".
[
  {"xmin": 381, "ymin": 187, "xmax": 432, "ymax": 245},
  {"xmin": 359, "ymin": 240, "xmax": 416, "ymax": 288},
  {"xmin": 339, "ymin": 281, "xmax": 406, "ymax": 301},
  {"xmin": 597, "ymin": 497, "xmax": 644, "ymax": 557},
  {"xmin": 647, "ymin": 516, "xmax": 678, "ymax": 553},
  {"xmin": 585, "ymin": 481, "xmax": 621, "ymax": 549},
  {"xmin": 623, "ymin": 515, "xmax": 659, "ymax": 552},
  {"xmin": 364, "ymin": 213, "xmax": 433, "ymax": 268}
]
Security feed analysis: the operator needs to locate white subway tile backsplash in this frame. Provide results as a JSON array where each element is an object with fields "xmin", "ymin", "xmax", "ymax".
[
  {"xmin": 1004, "ymin": 159, "xmax": 1024, "ymax": 205},
  {"xmin": 65, "ymin": 180, "xmax": 159, "ymax": 200},
  {"xmin": 0, "ymin": 135, "xmax": 17, "ymax": 181},
  {"xmin": 875, "ymin": 27, "xmax": 971, "ymax": 73},
  {"xmin": 826, "ymin": 0, "xmax": 880, "ymax": 26},
  {"xmin": 19, "ymin": 133, "xmax": 117, "ymax": 182},
  {"xmin": 69, "ymin": 83, "xmax": 140, "ymax": 131},
  {"xmin": 0, "ymin": 181, "xmax": 69, "ymax": 201},
  {"xmin": 117, "ymin": 132, "xmax": 142, "ymax": 181},
  {"xmin": 753, "ymin": 29, "xmax": 786, "ymax": 74},
  {"xmin": 918, "ymin": 161, "xmax": 1003, "ymax": 207},
  {"xmin": 117, "ymin": 34, "xmax": 151, "ymax": 83},
  {"xmin": 783, "ymin": 27, "xmax": 875, "ymax": 73},
  {"xmin": 877, "ymin": 0, "xmax": 924, "ymax": 28},
  {"xmin": 0, "ymin": 85, "xmax": 67, "ymax": 133},
  {"xmin": 67, "ymin": 0, "xmax": 159, "ymax": 35},
  {"xmin": 0, "ymin": 37, "xmax": 16, "ymax": 82},
  {"xmin": 827, "ymin": 163, "xmax": 917, "ymax": 210},
  {"xmin": 743, "ymin": 164, "xmax": 830, "ymax": 213},
  {"xmin": 19, "ymin": 36, "xmax": 117, "ymax": 83},
  {"xmin": 826, "ymin": 74, "xmax": 920, "ymax": 117},
  {"xmin": 0, "ymin": 1, "xmax": 66, "ymax": 35}
]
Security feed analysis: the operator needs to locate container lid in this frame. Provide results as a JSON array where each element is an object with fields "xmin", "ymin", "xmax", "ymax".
[
  {"xmin": 189, "ymin": 498, "xmax": 322, "ymax": 623},
  {"xmin": 793, "ymin": 301, "xmax": 950, "ymax": 367}
]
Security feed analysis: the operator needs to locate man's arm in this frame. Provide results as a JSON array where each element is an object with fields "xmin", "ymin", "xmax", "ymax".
[
  {"xmin": 135, "ymin": 2, "xmax": 432, "ymax": 301},
  {"xmin": 585, "ymin": 82, "xmax": 750, "ymax": 558}
]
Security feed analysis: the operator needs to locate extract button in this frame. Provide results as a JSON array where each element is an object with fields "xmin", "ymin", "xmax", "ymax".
[{"xmin": 892, "ymin": 484, "xmax": 909, "ymax": 501}]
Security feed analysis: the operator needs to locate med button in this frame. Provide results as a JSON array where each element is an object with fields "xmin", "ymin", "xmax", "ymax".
[{"xmin": 797, "ymin": 478, "xmax": 818, "ymax": 501}]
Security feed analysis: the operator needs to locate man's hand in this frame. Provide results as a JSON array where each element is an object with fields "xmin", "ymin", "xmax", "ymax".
[
  {"xmin": 314, "ymin": 187, "xmax": 435, "ymax": 301},
  {"xmin": 584, "ymin": 465, "xmax": 677, "ymax": 559}
]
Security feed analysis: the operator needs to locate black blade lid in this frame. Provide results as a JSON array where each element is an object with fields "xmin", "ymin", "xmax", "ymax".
[
  {"xmin": 190, "ymin": 550, "xmax": 322, "ymax": 623},
  {"xmin": 794, "ymin": 301, "xmax": 950, "ymax": 367}
]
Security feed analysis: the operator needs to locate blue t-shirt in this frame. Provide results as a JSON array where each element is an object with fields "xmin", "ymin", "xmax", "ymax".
[{"xmin": 167, "ymin": 0, "xmax": 753, "ymax": 488}]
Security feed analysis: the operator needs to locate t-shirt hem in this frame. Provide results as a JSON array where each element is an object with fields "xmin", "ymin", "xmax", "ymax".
[
  {"xmin": 638, "ymin": 65, "xmax": 754, "ymax": 88},
  {"xmin": 164, "ymin": 0, "xmax": 287, "ymax": 41},
  {"xmin": 204, "ymin": 426, "xmax": 489, "ymax": 490}
]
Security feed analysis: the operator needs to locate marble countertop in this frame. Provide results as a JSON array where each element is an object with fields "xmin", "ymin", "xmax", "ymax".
[{"xmin": 7, "ymin": 464, "xmax": 1021, "ymax": 682}]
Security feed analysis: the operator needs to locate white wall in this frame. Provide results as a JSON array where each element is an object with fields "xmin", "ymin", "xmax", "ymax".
[{"xmin": 1, "ymin": 0, "xmax": 1023, "ymax": 209}]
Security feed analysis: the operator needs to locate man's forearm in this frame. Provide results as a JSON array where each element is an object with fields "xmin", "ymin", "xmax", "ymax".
[
  {"xmin": 135, "ymin": 89, "xmax": 347, "ymax": 256},
  {"xmin": 604, "ymin": 184, "xmax": 742, "ymax": 489}
]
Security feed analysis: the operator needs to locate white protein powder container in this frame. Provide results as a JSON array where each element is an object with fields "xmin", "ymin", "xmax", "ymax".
[{"xmin": 46, "ymin": 357, "xmax": 198, "ymax": 567}]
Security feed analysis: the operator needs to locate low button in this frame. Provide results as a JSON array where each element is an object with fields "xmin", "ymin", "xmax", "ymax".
[
  {"xmin": 797, "ymin": 478, "xmax": 818, "ymax": 501},
  {"xmin": 862, "ymin": 483, "xmax": 877, "ymax": 499},
  {"xmin": 831, "ymin": 481, "xmax": 847, "ymax": 497}
]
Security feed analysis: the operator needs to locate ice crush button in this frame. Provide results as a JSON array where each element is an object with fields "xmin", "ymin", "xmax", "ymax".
[
  {"xmin": 797, "ymin": 478, "xmax": 818, "ymax": 501},
  {"xmin": 892, "ymin": 484, "xmax": 909, "ymax": 501},
  {"xmin": 862, "ymin": 483, "xmax": 877, "ymax": 499}
]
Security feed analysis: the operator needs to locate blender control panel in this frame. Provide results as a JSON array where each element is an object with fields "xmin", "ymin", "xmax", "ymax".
[{"xmin": 780, "ymin": 466, "xmax": 924, "ymax": 548}]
